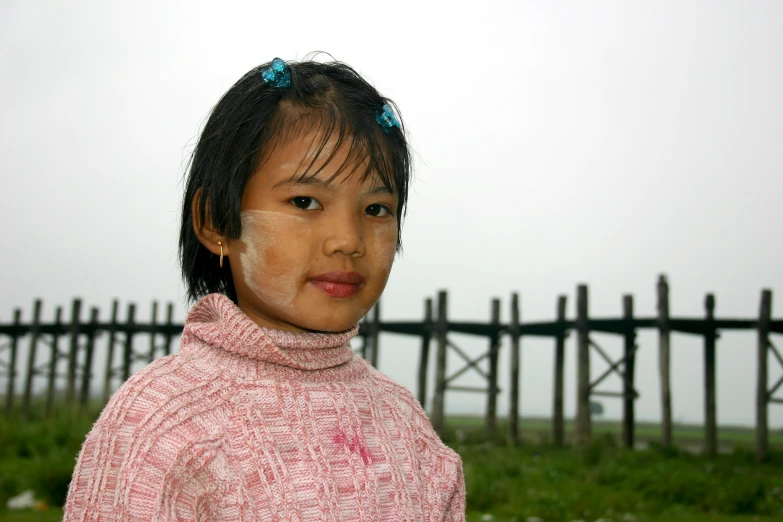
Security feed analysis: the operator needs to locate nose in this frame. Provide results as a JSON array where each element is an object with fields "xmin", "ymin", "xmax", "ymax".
[{"xmin": 321, "ymin": 211, "xmax": 366, "ymax": 258}]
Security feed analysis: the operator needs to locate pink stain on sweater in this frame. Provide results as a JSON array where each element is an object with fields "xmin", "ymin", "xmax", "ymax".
[
  {"xmin": 62, "ymin": 293, "xmax": 466, "ymax": 521},
  {"xmin": 333, "ymin": 430, "xmax": 372, "ymax": 465}
]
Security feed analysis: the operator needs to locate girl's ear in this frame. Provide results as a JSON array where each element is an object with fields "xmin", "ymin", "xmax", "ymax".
[{"xmin": 191, "ymin": 189, "xmax": 232, "ymax": 257}]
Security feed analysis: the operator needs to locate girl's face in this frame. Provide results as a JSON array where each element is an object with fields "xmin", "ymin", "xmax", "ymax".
[{"xmin": 228, "ymin": 133, "xmax": 399, "ymax": 333}]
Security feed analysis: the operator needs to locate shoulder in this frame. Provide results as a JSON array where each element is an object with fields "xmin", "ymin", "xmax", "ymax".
[
  {"xmin": 104, "ymin": 352, "xmax": 213, "ymax": 414},
  {"xmin": 104, "ymin": 354, "xmax": 182, "ymax": 408},
  {"xmin": 77, "ymin": 352, "xmax": 237, "ymax": 477},
  {"xmin": 65, "ymin": 354, "xmax": 237, "ymax": 520},
  {"xmin": 365, "ymin": 365, "xmax": 421, "ymax": 415},
  {"xmin": 91, "ymin": 351, "xmax": 237, "ymax": 449}
]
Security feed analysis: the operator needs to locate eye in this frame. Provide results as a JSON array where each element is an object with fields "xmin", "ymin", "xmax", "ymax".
[
  {"xmin": 365, "ymin": 204, "xmax": 392, "ymax": 217},
  {"xmin": 290, "ymin": 196, "xmax": 321, "ymax": 211}
]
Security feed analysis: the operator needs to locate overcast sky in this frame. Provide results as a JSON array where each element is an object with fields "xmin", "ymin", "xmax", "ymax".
[{"xmin": 1, "ymin": 0, "xmax": 781, "ymax": 428}]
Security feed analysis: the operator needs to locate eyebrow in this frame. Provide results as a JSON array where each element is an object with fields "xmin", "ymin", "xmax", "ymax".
[{"xmin": 272, "ymin": 176, "xmax": 395, "ymax": 196}]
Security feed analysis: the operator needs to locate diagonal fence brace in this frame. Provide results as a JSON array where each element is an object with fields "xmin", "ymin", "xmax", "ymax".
[{"xmin": 445, "ymin": 339, "xmax": 490, "ymax": 382}]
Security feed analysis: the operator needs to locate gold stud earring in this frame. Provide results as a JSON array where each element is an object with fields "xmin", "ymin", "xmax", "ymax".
[{"xmin": 218, "ymin": 241, "xmax": 224, "ymax": 268}]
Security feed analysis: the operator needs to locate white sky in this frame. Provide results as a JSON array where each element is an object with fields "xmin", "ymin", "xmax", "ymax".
[{"xmin": 1, "ymin": 0, "xmax": 781, "ymax": 428}]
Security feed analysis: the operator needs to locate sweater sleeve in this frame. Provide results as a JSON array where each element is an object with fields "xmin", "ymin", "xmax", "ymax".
[
  {"xmin": 371, "ymin": 369, "xmax": 468, "ymax": 521},
  {"xmin": 63, "ymin": 374, "xmax": 160, "ymax": 521},
  {"xmin": 443, "ymin": 462, "xmax": 467, "ymax": 522},
  {"xmin": 63, "ymin": 356, "xmax": 233, "ymax": 521}
]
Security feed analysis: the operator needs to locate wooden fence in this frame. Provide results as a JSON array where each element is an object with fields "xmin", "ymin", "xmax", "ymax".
[{"xmin": 1, "ymin": 275, "xmax": 782, "ymax": 461}]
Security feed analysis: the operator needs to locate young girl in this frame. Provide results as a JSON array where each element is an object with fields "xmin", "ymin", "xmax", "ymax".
[{"xmin": 63, "ymin": 57, "xmax": 466, "ymax": 521}]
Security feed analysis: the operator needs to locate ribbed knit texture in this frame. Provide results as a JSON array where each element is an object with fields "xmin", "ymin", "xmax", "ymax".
[{"xmin": 63, "ymin": 294, "xmax": 466, "ymax": 521}]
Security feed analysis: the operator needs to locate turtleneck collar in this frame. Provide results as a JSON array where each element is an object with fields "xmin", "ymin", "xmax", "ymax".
[{"xmin": 183, "ymin": 293, "xmax": 358, "ymax": 371}]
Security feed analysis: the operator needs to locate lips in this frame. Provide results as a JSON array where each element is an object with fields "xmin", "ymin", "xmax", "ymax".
[{"xmin": 309, "ymin": 271, "xmax": 366, "ymax": 298}]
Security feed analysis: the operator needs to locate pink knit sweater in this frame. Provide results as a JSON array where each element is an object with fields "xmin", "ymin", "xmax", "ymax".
[{"xmin": 63, "ymin": 294, "xmax": 466, "ymax": 521}]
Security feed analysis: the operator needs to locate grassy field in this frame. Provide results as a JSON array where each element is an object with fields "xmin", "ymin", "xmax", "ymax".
[
  {"xmin": 1, "ymin": 409, "xmax": 781, "ymax": 522},
  {"xmin": 456, "ymin": 435, "xmax": 782, "ymax": 521}
]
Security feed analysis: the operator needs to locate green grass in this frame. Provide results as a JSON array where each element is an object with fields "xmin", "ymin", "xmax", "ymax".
[
  {"xmin": 22, "ymin": 512, "xmax": 774, "ymax": 522},
  {"xmin": 1, "ymin": 409, "xmax": 781, "ymax": 521},
  {"xmin": 457, "ymin": 435, "xmax": 783, "ymax": 522},
  {"xmin": 8, "ymin": 510, "xmax": 780, "ymax": 522},
  {"xmin": 0, "ymin": 404, "xmax": 99, "ymax": 518},
  {"xmin": 0, "ymin": 511, "xmax": 63, "ymax": 521}
]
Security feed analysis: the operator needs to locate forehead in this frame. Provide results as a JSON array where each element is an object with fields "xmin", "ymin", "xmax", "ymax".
[{"xmin": 253, "ymin": 130, "xmax": 391, "ymax": 190}]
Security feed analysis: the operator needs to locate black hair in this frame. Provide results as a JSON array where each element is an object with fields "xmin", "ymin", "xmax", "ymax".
[{"xmin": 178, "ymin": 57, "xmax": 411, "ymax": 303}]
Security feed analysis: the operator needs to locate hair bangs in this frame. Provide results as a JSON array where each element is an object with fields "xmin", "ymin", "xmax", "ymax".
[{"xmin": 260, "ymin": 102, "xmax": 398, "ymax": 194}]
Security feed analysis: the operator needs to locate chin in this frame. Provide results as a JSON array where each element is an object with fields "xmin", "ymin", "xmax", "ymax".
[
  {"xmin": 301, "ymin": 320, "xmax": 357, "ymax": 334},
  {"xmin": 293, "ymin": 312, "xmax": 360, "ymax": 334}
]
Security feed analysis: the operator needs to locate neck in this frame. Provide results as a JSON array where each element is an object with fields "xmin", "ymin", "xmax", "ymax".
[{"xmin": 183, "ymin": 293, "xmax": 360, "ymax": 372}]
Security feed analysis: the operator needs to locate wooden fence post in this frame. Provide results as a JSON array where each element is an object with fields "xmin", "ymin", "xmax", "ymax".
[
  {"xmin": 162, "ymin": 303, "xmax": 175, "ymax": 356},
  {"xmin": 486, "ymin": 298, "xmax": 501, "ymax": 441},
  {"xmin": 45, "ymin": 306, "xmax": 63, "ymax": 416},
  {"xmin": 122, "ymin": 303, "xmax": 136, "ymax": 382},
  {"xmin": 622, "ymin": 295, "xmax": 636, "ymax": 449},
  {"xmin": 148, "ymin": 301, "xmax": 159, "ymax": 362},
  {"xmin": 508, "ymin": 292, "xmax": 521, "ymax": 445},
  {"xmin": 756, "ymin": 289, "xmax": 771, "ymax": 462},
  {"xmin": 431, "ymin": 290, "xmax": 448, "ymax": 436},
  {"xmin": 65, "ymin": 298, "xmax": 82, "ymax": 405},
  {"xmin": 417, "ymin": 298, "xmax": 433, "ymax": 408},
  {"xmin": 360, "ymin": 314, "xmax": 369, "ymax": 360},
  {"xmin": 4, "ymin": 309, "xmax": 22, "ymax": 415},
  {"xmin": 704, "ymin": 294, "xmax": 717, "ymax": 458},
  {"xmin": 80, "ymin": 308, "xmax": 100, "ymax": 408},
  {"xmin": 576, "ymin": 285, "xmax": 591, "ymax": 446},
  {"xmin": 103, "ymin": 300, "xmax": 119, "ymax": 405},
  {"xmin": 553, "ymin": 296, "xmax": 567, "ymax": 446},
  {"xmin": 370, "ymin": 302, "xmax": 381, "ymax": 368},
  {"xmin": 22, "ymin": 299, "xmax": 42, "ymax": 420},
  {"xmin": 657, "ymin": 275, "xmax": 672, "ymax": 448}
]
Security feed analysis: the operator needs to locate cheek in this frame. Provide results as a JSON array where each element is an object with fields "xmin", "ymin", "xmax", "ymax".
[
  {"xmin": 238, "ymin": 211, "xmax": 311, "ymax": 308},
  {"xmin": 372, "ymin": 223, "xmax": 398, "ymax": 273}
]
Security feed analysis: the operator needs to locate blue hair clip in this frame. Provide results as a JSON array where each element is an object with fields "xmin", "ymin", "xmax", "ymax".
[
  {"xmin": 376, "ymin": 103, "xmax": 400, "ymax": 133},
  {"xmin": 261, "ymin": 58, "xmax": 291, "ymax": 88}
]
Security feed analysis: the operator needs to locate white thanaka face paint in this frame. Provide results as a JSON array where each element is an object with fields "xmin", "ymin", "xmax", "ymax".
[
  {"xmin": 374, "ymin": 220, "xmax": 398, "ymax": 270},
  {"xmin": 238, "ymin": 210, "xmax": 310, "ymax": 310}
]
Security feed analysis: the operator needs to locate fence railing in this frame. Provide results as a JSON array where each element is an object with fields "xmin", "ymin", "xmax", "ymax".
[{"xmin": 1, "ymin": 274, "xmax": 781, "ymax": 461}]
